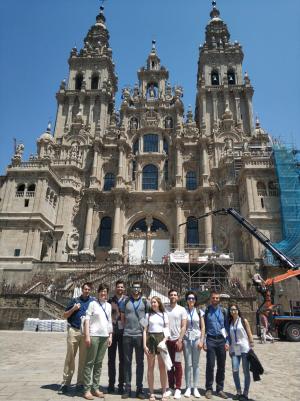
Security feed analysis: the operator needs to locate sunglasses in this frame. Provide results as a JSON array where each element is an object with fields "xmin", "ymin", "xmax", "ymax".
[
  {"xmin": 187, "ymin": 297, "xmax": 195, "ymax": 300},
  {"xmin": 230, "ymin": 308, "xmax": 238, "ymax": 311}
]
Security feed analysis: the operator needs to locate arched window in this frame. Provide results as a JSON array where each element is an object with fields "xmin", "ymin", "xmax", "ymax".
[
  {"xmin": 144, "ymin": 134, "xmax": 158, "ymax": 152},
  {"xmin": 227, "ymin": 70, "xmax": 236, "ymax": 85},
  {"xmin": 211, "ymin": 70, "xmax": 220, "ymax": 85},
  {"xmin": 165, "ymin": 116, "xmax": 173, "ymax": 129},
  {"xmin": 268, "ymin": 181, "xmax": 279, "ymax": 196},
  {"xmin": 163, "ymin": 137, "xmax": 169, "ymax": 154},
  {"xmin": 103, "ymin": 173, "xmax": 115, "ymax": 191},
  {"xmin": 75, "ymin": 74, "xmax": 83, "ymax": 90},
  {"xmin": 99, "ymin": 216, "xmax": 112, "ymax": 247},
  {"xmin": 133, "ymin": 139, "xmax": 139, "ymax": 155},
  {"xmin": 16, "ymin": 183, "xmax": 25, "ymax": 197},
  {"xmin": 27, "ymin": 184, "xmax": 36, "ymax": 192},
  {"xmin": 186, "ymin": 216, "xmax": 199, "ymax": 246},
  {"xmin": 257, "ymin": 182, "xmax": 267, "ymax": 196},
  {"xmin": 91, "ymin": 74, "xmax": 99, "ymax": 89},
  {"xmin": 142, "ymin": 164, "xmax": 158, "ymax": 190},
  {"xmin": 130, "ymin": 218, "xmax": 168, "ymax": 233},
  {"xmin": 186, "ymin": 171, "xmax": 197, "ymax": 190}
]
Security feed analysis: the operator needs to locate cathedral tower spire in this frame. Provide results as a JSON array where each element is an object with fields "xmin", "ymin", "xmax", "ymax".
[
  {"xmin": 195, "ymin": 1, "xmax": 254, "ymax": 136},
  {"xmin": 54, "ymin": 5, "xmax": 118, "ymax": 139}
]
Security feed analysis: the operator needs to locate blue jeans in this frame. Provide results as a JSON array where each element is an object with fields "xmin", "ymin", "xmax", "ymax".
[
  {"xmin": 183, "ymin": 339, "xmax": 201, "ymax": 388},
  {"xmin": 231, "ymin": 353, "xmax": 251, "ymax": 396}
]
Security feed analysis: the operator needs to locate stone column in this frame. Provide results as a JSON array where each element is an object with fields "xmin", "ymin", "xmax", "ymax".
[
  {"xmin": 202, "ymin": 92, "xmax": 207, "ymax": 128},
  {"xmin": 175, "ymin": 199, "xmax": 184, "ymax": 251},
  {"xmin": 212, "ymin": 92, "xmax": 218, "ymax": 125},
  {"xmin": 66, "ymin": 97, "xmax": 74, "ymax": 127},
  {"xmin": 201, "ymin": 142, "xmax": 209, "ymax": 186},
  {"xmin": 117, "ymin": 145, "xmax": 124, "ymax": 186},
  {"xmin": 203, "ymin": 194, "xmax": 213, "ymax": 253},
  {"xmin": 176, "ymin": 146, "xmax": 183, "ymax": 187},
  {"xmin": 80, "ymin": 198, "xmax": 95, "ymax": 259},
  {"xmin": 145, "ymin": 216, "xmax": 153, "ymax": 261},
  {"xmin": 246, "ymin": 177, "xmax": 254, "ymax": 211},
  {"xmin": 246, "ymin": 93, "xmax": 254, "ymax": 134},
  {"xmin": 111, "ymin": 197, "xmax": 122, "ymax": 254},
  {"xmin": 235, "ymin": 95, "xmax": 242, "ymax": 125},
  {"xmin": 100, "ymin": 102, "xmax": 108, "ymax": 135}
]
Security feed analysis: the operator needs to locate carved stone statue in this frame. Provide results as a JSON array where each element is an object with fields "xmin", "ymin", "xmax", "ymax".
[{"xmin": 67, "ymin": 228, "xmax": 80, "ymax": 251}]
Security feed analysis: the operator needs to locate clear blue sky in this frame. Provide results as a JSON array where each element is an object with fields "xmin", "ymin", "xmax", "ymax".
[{"xmin": 0, "ymin": 0, "xmax": 299, "ymax": 174}]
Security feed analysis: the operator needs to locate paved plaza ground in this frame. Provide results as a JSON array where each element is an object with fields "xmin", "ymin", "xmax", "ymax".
[{"xmin": 0, "ymin": 331, "xmax": 298, "ymax": 401}]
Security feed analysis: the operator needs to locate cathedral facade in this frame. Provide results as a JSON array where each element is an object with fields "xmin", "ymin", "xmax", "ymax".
[{"xmin": 0, "ymin": 4, "xmax": 282, "ymax": 278}]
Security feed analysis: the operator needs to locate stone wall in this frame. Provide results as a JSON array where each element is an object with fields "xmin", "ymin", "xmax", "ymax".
[{"xmin": 0, "ymin": 294, "xmax": 65, "ymax": 330}]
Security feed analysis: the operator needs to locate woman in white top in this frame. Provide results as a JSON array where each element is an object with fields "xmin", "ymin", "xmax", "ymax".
[
  {"xmin": 183, "ymin": 291, "xmax": 205, "ymax": 398},
  {"xmin": 143, "ymin": 296, "xmax": 169, "ymax": 401},
  {"xmin": 83, "ymin": 284, "xmax": 113, "ymax": 400},
  {"xmin": 229, "ymin": 303, "xmax": 254, "ymax": 401}
]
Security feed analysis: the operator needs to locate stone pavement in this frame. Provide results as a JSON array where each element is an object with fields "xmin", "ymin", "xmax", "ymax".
[{"xmin": 0, "ymin": 331, "xmax": 298, "ymax": 401}]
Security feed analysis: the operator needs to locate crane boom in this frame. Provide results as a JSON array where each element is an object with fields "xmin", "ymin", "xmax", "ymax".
[{"xmin": 179, "ymin": 207, "xmax": 298, "ymax": 270}]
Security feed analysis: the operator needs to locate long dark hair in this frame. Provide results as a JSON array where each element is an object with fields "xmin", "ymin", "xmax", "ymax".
[
  {"xmin": 150, "ymin": 296, "xmax": 165, "ymax": 313},
  {"xmin": 228, "ymin": 303, "xmax": 246, "ymax": 327}
]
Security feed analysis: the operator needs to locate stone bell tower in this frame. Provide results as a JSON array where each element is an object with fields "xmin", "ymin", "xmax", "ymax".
[
  {"xmin": 54, "ymin": 6, "xmax": 118, "ymax": 142},
  {"xmin": 195, "ymin": 1, "xmax": 255, "ymax": 138}
]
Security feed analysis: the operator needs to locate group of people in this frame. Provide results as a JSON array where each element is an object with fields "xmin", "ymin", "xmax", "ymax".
[{"xmin": 59, "ymin": 280, "xmax": 255, "ymax": 401}]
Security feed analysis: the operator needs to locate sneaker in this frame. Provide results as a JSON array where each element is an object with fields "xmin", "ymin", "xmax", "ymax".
[
  {"xmin": 205, "ymin": 390, "xmax": 212, "ymax": 399},
  {"xmin": 58, "ymin": 385, "xmax": 69, "ymax": 394},
  {"xmin": 240, "ymin": 396, "xmax": 249, "ymax": 401},
  {"xmin": 165, "ymin": 390, "xmax": 174, "ymax": 397},
  {"xmin": 107, "ymin": 386, "xmax": 115, "ymax": 394},
  {"xmin": 216, "ymin": 390, "xmax": 228, "ymax": 399},
  {"xmin": 232, "ymin": 394, "xmax": 241, "ymax": 400},
  {"xmin": 174, "ymin": 389, "xmax": 181, "ymax": 399},
  {"xmin": 122, "ymin": 390, "xmax": 131, "ymax": 399},
  {"xmin": 193, "ymin": 388, "xmax": 201, "ymax": 398},
  {"xmin": 136, "ymin": 390, "xmax": 146, "ymax": 400},
  {"xmin": 118, "ymin": 386, "xmax": 124, "ymax": 395},
  {"xmin": 184, "ymin": 388, "xmax": 191, "ymax": 398}
]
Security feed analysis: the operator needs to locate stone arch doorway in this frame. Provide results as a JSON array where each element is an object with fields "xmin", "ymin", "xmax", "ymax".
[{"xmin": 125, "ymin": 216, "xmax": 170, "ymax": 265}]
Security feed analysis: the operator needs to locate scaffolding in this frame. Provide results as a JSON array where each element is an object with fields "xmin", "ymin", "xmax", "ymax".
[{"xmin": 266, "ymin": 144, "xmax": 300, "ymax": 265}]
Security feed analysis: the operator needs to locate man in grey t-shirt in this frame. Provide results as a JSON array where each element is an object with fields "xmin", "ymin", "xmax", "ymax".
[{"xmin": 120, "ymin": 283, "xmax": 148, "ymax": 399}]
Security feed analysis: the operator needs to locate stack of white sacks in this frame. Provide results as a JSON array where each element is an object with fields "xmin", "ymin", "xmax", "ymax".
[
  {"xmin": 23, "ymin": 318, "xmax": 39, "ymax": 331},
  {"xmin": 23, "ymin": 318, "xmax": 67, "ymax": 332}
]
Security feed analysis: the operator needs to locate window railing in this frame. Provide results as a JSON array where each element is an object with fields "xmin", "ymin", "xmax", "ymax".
[
  {"xmin": 25, "ymin": 191, "xmax": 35, "ymax": 198},
  {"xmin": 15, "ymin": 191, "xmax": 25, "ymax": 197}
]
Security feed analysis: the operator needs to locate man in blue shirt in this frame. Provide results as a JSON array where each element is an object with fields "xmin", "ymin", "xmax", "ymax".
[
  {"xmin": 59, "ymin": 282, "xmax": 94, "ymax": 395},
  {"xmin": 204, "ymin": 291, "xmax": 229, "ymax": 399}
]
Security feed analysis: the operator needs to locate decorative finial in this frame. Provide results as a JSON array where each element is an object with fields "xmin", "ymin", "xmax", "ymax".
[
  {"xmin": 47, "ymin": 121, "xmax": 52, "ymax": 132},
  {"xmin": 152, "ymin": 40, "xmax": 156, "ymax": 51},
  {"xmin": 212, "ymin": 1, "xmax": 217, "ymax": 7}
]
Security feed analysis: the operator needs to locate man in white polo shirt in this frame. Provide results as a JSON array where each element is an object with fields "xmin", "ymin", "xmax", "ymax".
[{"xmin": 165, "ymin": 289, "xmax": 187, "ymax": 399}]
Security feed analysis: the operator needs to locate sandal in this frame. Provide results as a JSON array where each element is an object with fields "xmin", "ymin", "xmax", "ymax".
[
  {"xmin": 149, "ymin": 394, "xmax": 156, "ymax": 401},
  {"xmin": 91, "ymin": 390, "xmax": 104, "ymax": 398}
]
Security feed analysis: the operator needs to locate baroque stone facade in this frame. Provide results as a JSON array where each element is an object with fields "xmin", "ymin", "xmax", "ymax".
[{"xmin": 0, "ymin": 4, "xmax": 281, "ymax": 272}]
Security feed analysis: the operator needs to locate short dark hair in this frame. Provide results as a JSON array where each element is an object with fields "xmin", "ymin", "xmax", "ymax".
[
  {"xmin": 168, "ymin": 288, "xmax": 178, "ymax": 296},
  {"xmin": 185, "ymin": 290, "xmax": 198, "ymax": 302},
  {"xmin": 98, "ymin": 283, "xmax": 109, "ymax": 293},
  {"xmin": 81, "ymin": 282, "xmax": 92, "ymax": 290},
  {"xmin": 116, "ymin": 279, "xmax": 125, "ymax": 287},
  {"xmin": 210, "ymin": 290, "xmax": 220, "ymax": 297}
]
